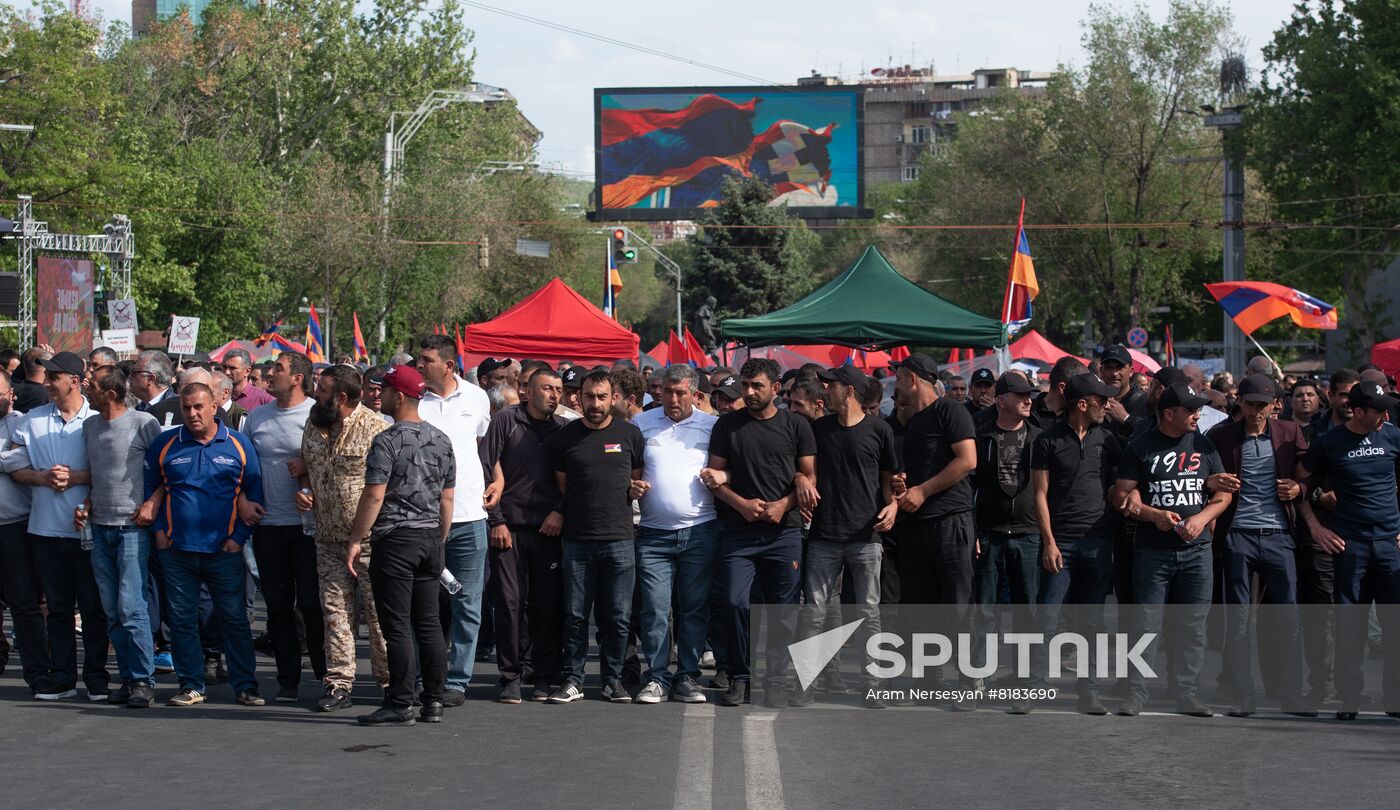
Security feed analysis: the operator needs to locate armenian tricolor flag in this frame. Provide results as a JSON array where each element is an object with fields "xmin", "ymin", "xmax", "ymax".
[
  {"xmin": 1164, "ymin": 324, "xmax": 1177, "ymax": 368},
  {"xmin": 255, "ymin": 319, "xmax": 282, "ymax": 347},
  {"xmin": 453, "ymin": 324, "xmax": 467, "ymax": 372},
  {"xmin": 305, "ymin": 305, "xmax": 325, "ymax": 363},
  {"xmin": 1205, "ymin": 282, "xmax": 1338, "ymax": 335},
  {"xmin": 352, "ymin": 313, "xmax": 369, "ymax": 363},
  {"xmin": 1000, "ymin": 198, "xmax": 1039, "ymax": 338},
  {"xmin": 603, "ymin": 239, "xmax": 624, "ymax": 319}
]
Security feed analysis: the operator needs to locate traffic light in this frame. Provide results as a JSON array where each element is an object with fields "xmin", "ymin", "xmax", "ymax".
[
  {"xmin": 477, "ymin": 235, "xmax": 490, "ymax": 270},
  {"xmin": 612, "ymin": 227, "xmax": 637, "ymax": 264}
]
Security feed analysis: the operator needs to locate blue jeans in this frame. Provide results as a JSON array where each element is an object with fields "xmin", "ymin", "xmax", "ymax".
[
  {"xmin": 89, "ymin": 525, "xmax": 155, "ymax": 685},
  {"xmin": 1333, "ymin": 535, "xmax": 1400, "ymax": 709},
  {"xmin": 562, "ymin": 539, "xmax": 636, "ymax": 684},
  {"xmin": 719, "ymin": 523, "xmax": 802, "ymax": 687},
  {"xmin": 972, "ymin": 532, "xmax": 1040, "ymax": 677},
  {"xmin": 1034, "ymin": 535, "xmax": 1114, "ymax": 693},
  {"xmin": 1221, "ymin": 528, "xmax": 1302, "ymax": 702},
  {"xmin": 635, "ymin": 522, "xmax": 718, "ymax": 688},
  {"xmin": 160, "ymin": 546, "xmax": 257, "ymax": 694},
  {"xmin": 1127, "ymin": 542, "xmax": 1212, "ymax": 701},
  {"xmin": 443, "ymin": 520, "xmax": 487, "ymax": 693}
]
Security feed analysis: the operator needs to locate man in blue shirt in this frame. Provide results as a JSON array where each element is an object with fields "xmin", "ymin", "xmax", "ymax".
[
  {"xmin": 1300, "ymin": 380, "xmax": 1400, "ymax": 721},
  {"xmin": 144, "ymin": 382, "xmax": 265, "ymax": 707},
  {"xmin": 7, "ymin": 350, "xmax": 108, "ymax": 702}
]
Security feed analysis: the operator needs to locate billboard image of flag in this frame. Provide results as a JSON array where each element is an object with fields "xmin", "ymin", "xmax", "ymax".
[
  {"xmin": 595, "ymin": 87, "xmax": 866, "ymax": 220},
  {"xmin": 36, "ymin": 257, "xmax": 95, "ymax": 354}
]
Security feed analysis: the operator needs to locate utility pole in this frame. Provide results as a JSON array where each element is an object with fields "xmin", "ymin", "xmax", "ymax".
[
  {"xmin": 1204, "ymin": 56, "xmax": 1248, "ymax": 377},
  {"xmin": 613, "ymin": 226, "xmax": 683, "ymax": 339}
]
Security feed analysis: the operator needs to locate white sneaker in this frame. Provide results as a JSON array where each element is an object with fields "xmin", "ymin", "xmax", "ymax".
[
  {"xmin": 700, "ymin": 651, "xmax": 716, "ymax": 669},
  {"xmin": 636, "ymin": 681, "xmax": 664, "ymax": 704},
  {"xmin": 34, "ymin": 686, "xmax": 78, "ymax": 701}
]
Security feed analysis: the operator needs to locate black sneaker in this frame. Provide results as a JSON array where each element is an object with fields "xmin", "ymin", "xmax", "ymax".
[
  {"xmin": 822, "ymin": 670, "xmax": 850, "ymax": 695},
  {"xmin": 1009, "ymin": 696, "xmax": 1031, "ymax": 714},
  {"xmin": 1281, "ymin": 697, "xmax": 1318, "ymax": 718},
  {"xmin": 236, "ymin": 689, "xmax": 266, "ymax": 707},
  {"xmin": 1078, "ymin": 692, "xmax": 1108, "ymax": 716},
  {"xmin": 33, "ymin": 680, "xmax": 78, "ymax": 701},
  {"xmin": 531, "ymin": 685, "xmax": 552, "ymax": 703},
  {"xmin": 204, "ymin": 658, "xmax": 228, "ymax": 685},
  {"xmin": 1176, "ymin": 695, "xmax": 1213, "ymax": 718},
  {"xmin": 420, "ymin": 701, "xmax": 444, "ymax": 723},
  {"xmin": 317, "ymin": 687, "xmax": 353, "ymax": 712},
  {"xmin": 601, "ymin": 679, "xmax": 633, "ymax": 703},
  {"xmin": 1336, "ymin": 706, "xmax": 1360, "ymax": 721},
  {"xmin": 719, "ymin": 679, "xmax": 749, "ymax": 707},
  {"xmin": 498, "ymin": 681, "xmax": 523, "ymax": 705},
  {"xmin": 548, "ymin": 680, "xmax": 584, "ymax": 704},
  {"xmin": 522, "ymin": 670, "xmax": 535, "ymax": 686},
  {"xmin": 441, "ymin": 688, "xmax": 466, "ymax": 708},
  {"xmin": 127, "ymin": 683, "xmax": 154, "ymax": 709},
  {"xmin": 863, "ymin": 691, "xmax": 887, "ymax": 710},
  {"xmin": 357, "ymin": 706, "xmax": 416, "ymax": 726},
  {"xmin": 110, "ymin": 682, "xmax": 133, "ymax": 705},
  {"xmin": 276, "ymin": 684, "xmax": 299, "ymax": 703},
  {"xmin": 708, "ymin": 671, "xmax": 730, "ymax": 691},
  {"xmin": 1118, "ymin": 694, "xmax": 1145, "ymax": 716},
  {"xmin": 1227, "ymin": 699, "xmax": 1256, "ymax": 718},
  {"xmin": 670, "ymin": 675, "xmax": 707, "ymax": 704},
  {"xmin": 762, "ymin": 686, "xmax": 789, "ymax": 709},
  {"xmin": 788, "ymin": 687, "xmax": 814, "ymax": 708}
]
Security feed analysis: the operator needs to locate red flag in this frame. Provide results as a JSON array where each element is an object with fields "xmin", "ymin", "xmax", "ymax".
[
  {"xmin": 890, "ymin": 345, "xmax": 911, "ymax": 362},
  {"xmin": 351, "ymin": 313, "xmax": 369, "ymax": 363},
  {"xmin": 682, "ymin": 328, "xmax": 710, "ymax": 367},
  {"xmin": 948, "ymin": 348, "xmax": 961, "ymax": 365},
  {"xmin": 667, "ymin": 330, "xmax": 686, "ymax": 367}
]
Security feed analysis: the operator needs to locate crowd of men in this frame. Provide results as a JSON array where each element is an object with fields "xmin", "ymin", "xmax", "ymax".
[{"xmin": 0, "ymin": 337, "xmax": 1395, "ymax": 724}]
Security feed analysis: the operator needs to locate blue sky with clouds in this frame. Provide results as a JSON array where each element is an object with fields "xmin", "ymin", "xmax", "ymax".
[{"xmin": 66, "ymin": 0, "xmax": 1297, "ymax": 179}]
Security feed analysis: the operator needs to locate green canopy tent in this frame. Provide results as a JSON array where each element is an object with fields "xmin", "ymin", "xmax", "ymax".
[{"xmin": 721, "ymin": 246, "xmax": 1008, "ymax": 349}]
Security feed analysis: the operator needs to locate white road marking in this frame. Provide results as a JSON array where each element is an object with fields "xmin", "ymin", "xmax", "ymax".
[
  {"xmin": 742, "ymin": 711, "xmax": 786, "ymax": 810},
  {"xmin": 674, "ymin": 703, "xmax": 715, "ymax": 810}
]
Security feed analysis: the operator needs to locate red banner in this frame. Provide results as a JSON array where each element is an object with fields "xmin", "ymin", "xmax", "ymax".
[{"xmin": 36, "ymin": 257, "xmax": 94, "ymax": 353}]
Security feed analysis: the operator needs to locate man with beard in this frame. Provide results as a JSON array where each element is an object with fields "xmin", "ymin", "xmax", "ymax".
[
  {"xmin": 1098, "ymin": 344, "xmax": 1147, "ymax": 441},
  {"xmin": 361, "ymin": 365, "xmax": 392, "ymax": 424},
  {"xmin": 1289, "ymin": 379, "xmax": 1323, "ymax": 442},
  {"xmin": 1030, "ymin": 357, "xmax": 1089, "ymax": 430},
  {"xmin": 965, "ymin": 368, "xmax": 997, "ymax": 418},
  {"xmin": 221, "ymin": 348, "xmax": 274, "ymax": 412},
  {"xmin": 700, "ymin": 358, "xmax": 816, "ymax": 708},
  {"xmin": 546, "ymin": 371, "xmax": 645, "ymax": 704},
  {"xmin": 483, "ymin": 368, "xmax": 567, "ymax": 704},
  {"xmin": 299, "ymin": 365, "xmax": 389, "ymax": 712},
  {"xmin": 242, "ymin": 352, "xmax": 323, "ymax": 703},
  {"xmin": 944, "ymin": 376, "xmax": 968, "ymax": 404},
  {"xmin": 786, "ymin": 377, "xmax": 827, "ymax": 422}
]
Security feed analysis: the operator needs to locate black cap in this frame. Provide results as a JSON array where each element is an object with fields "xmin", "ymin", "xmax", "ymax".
[
  {"xmin": 1238, "ymin": 373, "xmax": 1279, "ymax": 404},
  {"xmin": 1100, "ymin": 344, "xmax": 1132, "ymax": 367},
  {"xmin": 1348, "ymin": 380, "xmax": 1399, "ymax": 411},
  {"xmin": 714, "ymin": 374, "xmax": 742, "ymax": 399},
  {"xmin": 1065, "ymin": 374, "xmax": 1119, "ymax": 404},
  {"xmin": 971, "ymin": 368, "xmax": 996, "ymax": 387},
  {"xmin": 780, "ymin": 368, "xmax": 803, "ymax": 384},
  {"xmin": 477, "ymin": 357, "xmax": 512, "ymax": 378},
  {"xmin": 1159, "ymin": 383, "xmax": 1210, "ymax": 411},
  {"xmin": 995, "ymin": 373, "xmax": 1035, "ymax": 395},
  {"xmin": 561, "ymin": 366, "xmax": 582, "ymax": 389},
  {"xmin": 366, "ymin": 369, "xmax": 385, "ymax": 386},
  {"xmin": 890, "ymin": 352, "xmax": 940, "ymax": 383},
  {"xmin": 816, "ymin": 364, "xmax": 869, "ymax": 390},
  {"xmin": 39, "ymin": 351, "xmax": 84, "ymax": 378},
  {"xmin": 1153, "ymin": 366, "xmax": 1188, "ymax": 387}
]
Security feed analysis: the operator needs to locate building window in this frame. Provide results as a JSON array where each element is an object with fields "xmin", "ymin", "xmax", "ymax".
[
  {"xmin": 910, "ymin": 126, "xmax": 930, "ymax": 144},
  {"xmin": 902, "ymin": 166, "xmax": 921, "ymax": 182}
]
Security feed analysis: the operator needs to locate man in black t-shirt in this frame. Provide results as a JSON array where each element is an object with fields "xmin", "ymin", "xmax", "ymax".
[
  {"xmin": 1115, "ymin": 384, "xmax": 1231, "ymax": 718},
  {"xmin": 965, "ymin": 367, "xmax": 996, "ymax": 418},
  {"xmin": 700, "ymin": 358, "xmax": 816, "ymax": 708},
  {"xmin": 970, "ymin": 372, "xmax": 1041, "ymax": 710},
  {"xmin": 793, "ymin": 365, "xmax": 899, "ymax": 708},
  {"xmin": 544, "ymin": 370, "xmax": 645, "ymax": 705},
  {"xmin": 889, "ymin": 353, "xmax": 978, "ymax": 705},
  {"xmin": 1029, "ymin": 373, "xmax": 1121, "ymax": 714}
]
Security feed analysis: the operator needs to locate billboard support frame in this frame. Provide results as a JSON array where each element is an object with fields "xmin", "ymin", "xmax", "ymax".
[
  {"xmin": 14, "ymin": 194, "xmax": 134, "ymax": 351},
  {"xmin": 590, "ymin": 85, "xmax": 872, "ymax": 222}
]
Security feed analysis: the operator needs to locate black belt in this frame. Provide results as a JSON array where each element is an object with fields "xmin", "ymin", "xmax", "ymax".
[{"xmin": 1230, "ymin": 526, "xmax": 1290, "ymax": 536}]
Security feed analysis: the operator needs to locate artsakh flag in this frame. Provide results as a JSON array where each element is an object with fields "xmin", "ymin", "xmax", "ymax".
[
  {"xmin": 304, "ymin": 305, "xmax": 325, "ymax": 363},
  {"xmin": 352, "ymin": 312, "xmax": 369, "ymax": 363},
  {"xmin": 1205, "ymin": 282, "xmax": 1338, "ymax": 335},
  {"xmin": 1001, "ymin": 198, "xmax": 1039, "ymax": 338}
]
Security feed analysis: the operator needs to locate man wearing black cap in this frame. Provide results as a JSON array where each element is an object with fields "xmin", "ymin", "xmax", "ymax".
[
  {"xmin": 558, "ymin": 367, "xmax": 584, "ymax": 420},
  {"xmin": 1030, "ymin": 372, "xmax": 1122, "ymax": 714},
  {"xmin": 1299, "ymin": 379, "xmax": 1400, "ymax": 720},
  {"xmin": 711, "ymin": 374, "xmax": 744, "ymax": 414},
  {"xmin": 965, "ymin": 368, "xmax": 997, "ymax": 418},
  {"xmin": 1115, "ymin": 384, "xmax": 1232, "ymax": 717},
  {"xmin": 1203, "ymin": 373, "xmax": 1312, "ymax": 717},
  {"xmin": 1029, "ymin": 357, "xmax": 1089, "ymax": 430},
  {"xmin": 889, "ymin": 352, "xmax": 979, "ymax": 706},
  {"xmin": 1098, "ymin": 344, "xmax": 1147, "ymax": 440},
  {"xmin": 793, "ymin": 365, "xmax": 899, "ymax": 708},
  {"xmin": 969, "ymin": 371, "xmax": 1041, "ymax": 710},
  {"xmin": 478, "ymin": 358, "xmax": 515, "ymax": 390}
]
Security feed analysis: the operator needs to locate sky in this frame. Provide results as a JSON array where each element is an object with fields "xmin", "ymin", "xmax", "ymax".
[{"xmin": 73, "ymin": 0, "xmax": 1298, "ymax": 181}]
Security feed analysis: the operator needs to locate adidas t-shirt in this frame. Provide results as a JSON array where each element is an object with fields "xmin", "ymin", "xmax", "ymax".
[{"xmin": 1303, "ymin": 422, "xmax": 1400, "ymax": 541}]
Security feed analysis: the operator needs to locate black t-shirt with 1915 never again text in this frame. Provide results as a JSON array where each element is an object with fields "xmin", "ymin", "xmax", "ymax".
[{"xmin": 1117, "ymin": 429, "xmax": 1224, "ymax": 548}]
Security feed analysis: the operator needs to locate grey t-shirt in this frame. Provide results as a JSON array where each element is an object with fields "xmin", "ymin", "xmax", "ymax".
[
  {"xmin": 365, "ymin": 420, "xmax": 456, "ymax": 537},
  {"xmin": 84, "ymin": 409, "xmax": 162, "ymax": 526},
  {"xmin": 243, "ymin": 398, "xmax": 313, "ymax": 526}
]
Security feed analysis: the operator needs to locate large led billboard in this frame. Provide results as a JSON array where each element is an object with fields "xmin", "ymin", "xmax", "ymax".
[{"xmin": 594, "ymin": 86, "xmax": 867, "ymax": 221}]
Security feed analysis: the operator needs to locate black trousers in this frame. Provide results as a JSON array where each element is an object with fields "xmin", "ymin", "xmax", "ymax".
[
  {"xmin": 879, "ymin": 531, "xmax": 900, "ymax": 605},
  {"xmin": 0, "ymin": 521, "xmax": 51, "ymax": 689},
  {"xmin": 1296, "ymin": 541, "xmax": 1335, "ymax": 696},
  {"xmin": 370, "ymin": 526, "xmax": 447, "ymax": 709},
  {"xmin": 33, "ymin": 535, "xmax": 109, "ymax": 692},
  {"xmin": 253, "ymin": 526, "xmax": 325, "ymax": 687},
  {"xmin": 490, "ymin": 528, "xmax": 563, "ymax": 686},
  {"xmin": 896, "ymin": 512, "xmax": 976, "ymax": 610}
]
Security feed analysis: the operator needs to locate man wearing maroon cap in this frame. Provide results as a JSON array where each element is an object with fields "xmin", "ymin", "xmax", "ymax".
[{"xmin": 349, "ymin": 364, "xmax": 457, "ymax": 726}]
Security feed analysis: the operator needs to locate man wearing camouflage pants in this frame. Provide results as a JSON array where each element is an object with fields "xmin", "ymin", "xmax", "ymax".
[{"xmin": 299, "ymin": 365, "xmax": 389, "ymax": 711}]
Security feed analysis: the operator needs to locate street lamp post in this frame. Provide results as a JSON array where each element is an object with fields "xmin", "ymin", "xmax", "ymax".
[{"xmin": 378, "ymin": 83, "xmax": 509, "ymax": 346}]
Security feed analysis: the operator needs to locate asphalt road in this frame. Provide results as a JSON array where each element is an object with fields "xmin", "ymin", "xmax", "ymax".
[{"xmin": 0, "ymin": 637, "xmax": 1395, "ymax": 809}]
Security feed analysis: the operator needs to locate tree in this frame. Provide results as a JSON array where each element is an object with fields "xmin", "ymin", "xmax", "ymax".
[
  {"xmin": 685, "ymin": 175, "xmax": 820, "ymax": 321},
  {"xmin": 1248, "ymin": 0, "xmax": 1400, "ymax": 350},
  {"xmin": 902, "ymin": 0, "xmax": 1235, "ymax": 346}
]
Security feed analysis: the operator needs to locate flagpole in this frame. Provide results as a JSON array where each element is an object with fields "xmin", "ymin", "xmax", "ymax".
[
  {"xmin": 1244, "ymin": 333, "xmax": 1279, "ymax": 374},
  {"xmin": 1001, "ymin": 197, "xmax": 1025, "ymax": 327}
]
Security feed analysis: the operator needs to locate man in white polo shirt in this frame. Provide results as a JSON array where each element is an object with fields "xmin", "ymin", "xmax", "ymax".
[
  {"xmin": 631, "ymin": 364, "xmax": 718, "ymax": 704},
  {"xmin": 415, "ymin": 334, "xmax": 492, "ymax": 707}
]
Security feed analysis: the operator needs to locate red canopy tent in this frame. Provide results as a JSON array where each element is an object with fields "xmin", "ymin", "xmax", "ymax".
[
  {"xmin": 1009, "ymin": 330, "xmax": 1086, "ymax": 365},
  {"xmin": 463, "ymin": 278, "xmax": 640, "ymax": 366},
  {"xmin": 1372, "ymin": 338, "xmax": 1400, "ymax": 379}
]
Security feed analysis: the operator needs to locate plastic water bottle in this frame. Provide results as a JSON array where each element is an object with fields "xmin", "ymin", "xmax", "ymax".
[
  {"xmin": 298, "ymin": 488, "xmax": 316, "ymax": 537},
  {"xmin": 79, "ymin": 510, "xmax": 93, "ymax": 552},
  {"xmin": 439, "ymin": 568, "xmax": 462, "ymax": 594}
]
